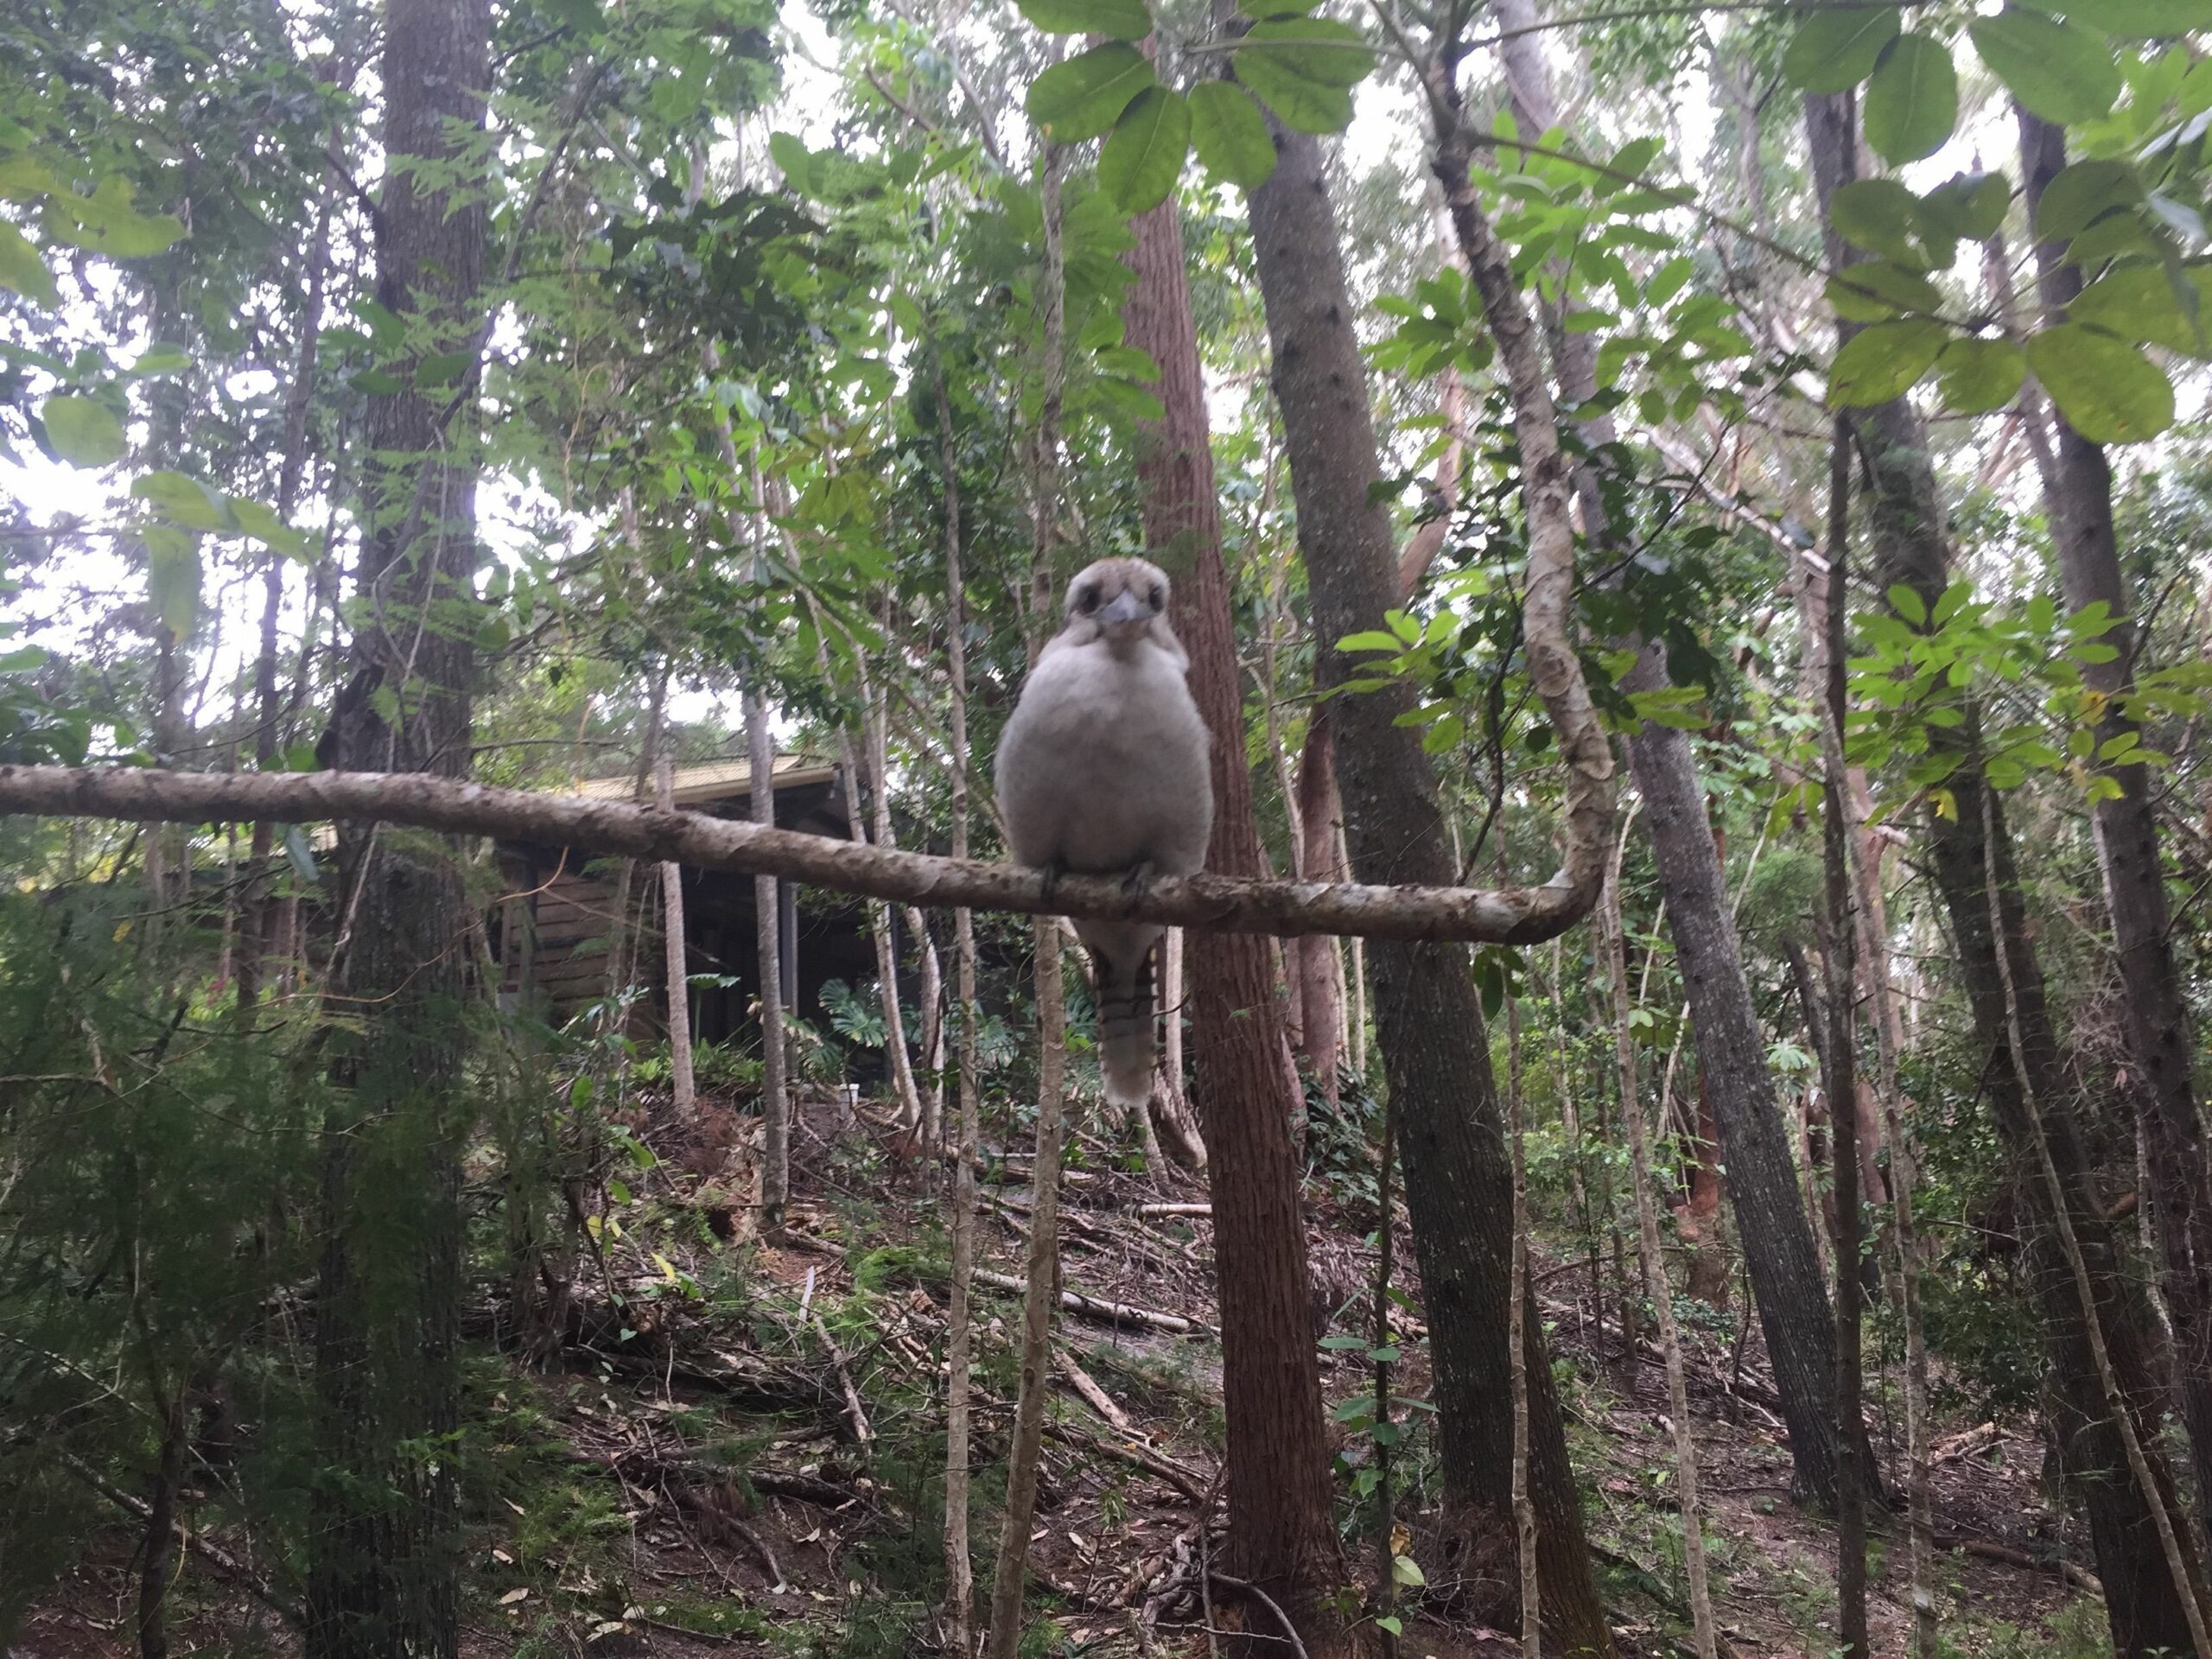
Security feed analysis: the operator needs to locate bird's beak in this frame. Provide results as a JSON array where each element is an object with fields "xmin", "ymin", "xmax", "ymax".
[{"xmin": 1098, "ymin": 589, "xmax": 1148, "ymax": 632}]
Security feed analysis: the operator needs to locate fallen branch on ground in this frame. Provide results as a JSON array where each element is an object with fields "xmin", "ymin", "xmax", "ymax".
[
  {"xmin": 0, "ymin": 764, "xmax": 1590, "ymax": 944},
  {"xmin": 973, "ymin": 1267, "xmax": 1211, "ymax": 1335},
  {"xmin": 1056, "ymin": 1348, "xmax": 1135, "ymax": 1433},
  {"xmin": 1040, "ymin": 1421, "xmax": 1213, "ymax": 1504},
  {"xmin": 1934, "ymin": 1531, "xmax": 2102, "ymax": 1597},
  {"xmin": 58, "ymin": 1449, "xmax": 302, "ymax": 1629}
]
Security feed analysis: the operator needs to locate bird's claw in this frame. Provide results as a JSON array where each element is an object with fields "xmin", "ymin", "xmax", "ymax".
[{"xmin": 1121, "ymin": 860, "xmax": 1156, "ymax": 902}]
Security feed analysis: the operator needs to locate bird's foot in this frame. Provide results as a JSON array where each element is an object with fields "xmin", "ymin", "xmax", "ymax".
[
  {"xmin": 1120, "ymin": 860, "xmax": 1156, "ymax": 902},
  {"xmin": 1039, "ymin": 859, "xmax": 1067, "ymax": 906}
]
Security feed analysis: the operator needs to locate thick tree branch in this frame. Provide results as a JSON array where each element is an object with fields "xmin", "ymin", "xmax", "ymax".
[{"xmin": 0, "ymin": 766, "xmax": 1587, "ymax": 944}]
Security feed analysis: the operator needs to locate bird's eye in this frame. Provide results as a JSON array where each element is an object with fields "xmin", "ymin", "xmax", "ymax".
[
  {"xmin": 1148, "ymin": 587, "xmax": 1164, "ymax": 608},
  {"xmin": 1076, "ymin": 589, "xmax": 1098, "ymax": 613}
]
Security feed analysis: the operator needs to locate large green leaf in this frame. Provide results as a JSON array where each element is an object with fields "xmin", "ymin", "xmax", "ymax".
[
  {"xmin": 2033, "ymin": 159, "xmax": 2143, "ymax": 245},
  {"xmin": 143, "ymin": 524, "xmax": 201, "ymax": 640},
  {"xmin": 1935, "ymin": 336, "xmax": 2026, "ymax": 411},
  {"xmin": 1827, "ymin": 260, "xmax": 1942, "ymax": 321},
  {"xmin": 1027, "ymin": 43, "xmax": 1156, "ymax": 143},
  {"xmin": 2045, "ymin": 0, "xmax": 2212, "ymax": 37},
  {"xmin": 2026, "ymin": 323, "xmax": 2174, "ymax": 442},
  {"xmin": 1827, "ymin": 317, "xmax": 1948, "ymax": 405},
  {"xmin": 52, "ymin": 176, "xmax": 187, "ymax": 258},
  {"xmin": 0, "ymin": 220, "xmax": 57, "ymax": 308},
  {"xmin": 1865, "ymin": 34, "xmax": 1958, "ymax": 162},
  {"xmin": 1781, "ymin": 4, "xmax": 1902, "ymax": 92},
  {"xmin": 133, "ymin": 470, "xmax": 234, "ymax": 531},
  {"xmin": 1098, "ymin": 86, "xmax": 1190, "ymax": 213},
  {"xmin": 2069, "ymin": 261, "xmax": 2209, "ymax": 353},
  {"xmin": 1235, "ymin": 17, "xmax": 1373, "ymax": 133},
  {"xmin": 1830, "ymin": 178, "xmax": 1924, "ymax": 264},
  {"xmin": 41, "ymin": 396, "xmax": 125, "ymax": 467},
  {"xmin": 1188, "ymin": 81, "xmax": 1276, "ymax": 189},
  {"xmin": 1916, "ymin": 171, "xmax": 2010, "ymax": 244},
  {"xmin": 1971, "ymin": 9, "xmax": 2121, "ymax": 125},
  {"xmin": 1014, "ymin": 0, "xmax": 1152, "ymax": 36}
]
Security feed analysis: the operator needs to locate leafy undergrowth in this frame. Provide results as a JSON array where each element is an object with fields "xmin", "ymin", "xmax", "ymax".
[{"xmin": 21, "ymin": 1082, "xmax": 2104, "ymax": 1659}]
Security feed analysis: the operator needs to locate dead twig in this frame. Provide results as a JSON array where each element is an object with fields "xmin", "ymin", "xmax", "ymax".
[
  {"xmin": 813, "ymin": 1313, "xmax": 874, "ymax": 1450},
  {"xmin": 1205, "ymin": 1572, "xmax": 1310, "ymax": 1659},
  {"xmin": 1056, "ymin": 1347, "xmax": 1135, "ymax": 1433},
  {"xmin": 974, "ymin": 1267, "xmax": 1211, "ymax": 1335}
]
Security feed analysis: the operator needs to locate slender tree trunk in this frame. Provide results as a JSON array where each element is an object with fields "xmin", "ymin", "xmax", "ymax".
[
  {"xmin": 936, "ymin": 369, "xmax": 981, "ymax": 1653},
  {"xmin": 1804, "ymin": 84, "xmax": 2209, "ymax": 1659},
  {"xmin": 746, "ymin": 685, "xmax": 789, "ymax": 1232},
  {"xmin": 1504, "ymin": 981, "xmax": 1541, "ymax": 1659},
  {"xmin": 658, "ymin": 753, "xmax": 696, "ymax": 1120},
  {"xmin": 238, "ymin": 188, "xmax": 334, "ymax": 1032},
  {"xmin": 987, "ymin": 148, "xmax": 1071, "ymax": 1659},
  {"xmin": 1819, "ymin": 420, "xmax": 1869, "ymax": 1656},
  {"xmin": 1293, "ymin": 718, "xmax": 1345, "ymax": 1101},
  {"xmin": 2018, "ymin": 106, "xmax": 2212, "ymax": 1525},
  {"xmin": 863, "ymin": 687, "xmax": 925, "ymax": 1136},
  {"xmin": 1601, "ymin": 864, "xmax": 1719, "ymax": 1659},
  {"xmin": 1496, "ymin": 0, "xmax": 1843, "ymax": 1497},
  {"xmin": 1122, "ymin": 125, "xmax": 1349, "ymax": 1649},
  {"xmin": 307, "ymin": 0, "xmax": 487, "ymax": 1649},
  {"xmin": 137, "ymin": 1394, "xmax": 185, "ymax": 1659},
  {"xmin": 1242, "ymin": 88, "xmax": 1614, "ymax": 1656}
]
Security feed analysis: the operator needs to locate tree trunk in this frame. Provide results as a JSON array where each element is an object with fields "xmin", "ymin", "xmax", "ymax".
[
  {"xmin": 1243, "ymin": 104, "xmax": 1614, "ymax": 1656},
  {"xmin": 1627, "ymin": 715, "xmax": 1845, "ymax": 1500},
  {"xmin": 936, "ymin": 369, "xmax": 982, "ymax": 1652},
  {"xmin": 1123, "ymin": 139, "xmax": 1346, "ymax": 1647},
  {"xmin": 1497, "ymin": 0, "xmax": 1843, "ymax": 1497},
  {"xmin": 1803, "ymin": 85, "xmax": 2209, "ymax": 1659},
  {"xmin": 1292, "ymin": 716, "xmax": 1345, "ymax": 1101},
  {"xmin": 307, "ymin": 0, "xmax": 487, "ymax": 1651},
  {"xmin": 658, "ymin": 753, "xmax": 696, "ymax": 1119},
  {"xmin": 2018, "ymin": 105, "xmax": 2212, "ymax": 1526},
  {"xmin": 746, "ymin": 685, "xmax": 789, "ymax": 1232}
]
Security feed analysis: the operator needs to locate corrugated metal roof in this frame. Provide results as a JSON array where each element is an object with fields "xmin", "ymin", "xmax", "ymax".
[{"xmin": 565, "ymin": 754, "xmax": 837, "ymax": 807}]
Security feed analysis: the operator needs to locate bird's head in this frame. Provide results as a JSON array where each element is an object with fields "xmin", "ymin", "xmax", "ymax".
[{"xmin": 1065, "ymin": 557, "xmax": 1170, "ymax": 648}]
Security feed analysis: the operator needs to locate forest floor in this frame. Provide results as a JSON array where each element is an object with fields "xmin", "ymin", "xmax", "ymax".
[{"xmin": 20, "ymin": 1082, "xmax": 2108, "ymax": 1659}]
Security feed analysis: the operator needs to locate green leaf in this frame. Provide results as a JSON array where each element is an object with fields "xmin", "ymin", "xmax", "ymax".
[
  {"xmin": 53, "ymin": 176, "xmax": 187, "ymax": 257},
  {"xmin": 1888, "ymin": 582, "xmax": 1929, "ymax": 625},
  {"xmin": 1014, "ymin": 0, "xmax": 1152, "ymax": 35},
  {"xmin": 1188, "ymin": 81, "xmax": 1276, "ymax": 190},
  {"xmin": 1376, "ymin": 1618, "xmax": 1404, "ymax": 1637},
  {"xmin": 1971, "ymin": 9, "xmax": 2121, "ymax": 125},
  {"xmin": 2033, "ymin": 159, "xmax": 2143, "ymax": 246},
  {"xmin": 1028, "ymin": 44, "xmax": 1155, "ymax": 143},
  {"xmin": 1781, "ymin": 4, "xmax": 1901, "ymax": 92},
  {"xmin": 415, "ymin": 350, "xmax": 474, "ymax": 387},
  {"xmin": 2069, "ymin": 262, "xmax": 2208, "ymax": 354},
  {"xmin": 1827, "ymin": 318, "xmax": 1947, "ymax": 405},
  {"xmin": 133, "ymin": 469, "xmax": 234, "ymax": 531},
  {"xmin": 143, "ymin": 524, "xmax": 200, "ymax": 639},
  {"xmin": 229, "ymin": 497, "xmax": 313, "ymax": 559},
  {"xmin": 1935, "ymin": 336, "xmax": 2026, "ymax": 412},
  {"xmin": 1241, "ymin": 16, "xmax": 1373, "ymax": 85},
  {"xmin": 131, "ymin": 342, "xmax": 191, "ymax": 376},
  {"xmin": 2045, "ymin": 0, "xmax": 2212, "ymax": 37},
  {"xmin": 41, "ymin": 396, "xmax": 125, "ymax": 467},
  {"xmin": 0, "ymin": 219, "xmax": 58, "ymax": 307},
  {"xmin": 1235, "ymin": 18, "xmax": 1372, "ymax": 133},
  {"xmin": 2025, "ymin": 323, "xmax": 2173, "ymax": 442},
  {"xmin": 1391, "ymin": 1554, "xmax": 1427, "ymax": 1586},
  {"xmin": 1917, "ymin": 171, "xmax": 2011, "ymax": 243},
  {"xmin": 283, "ymin": 823, "xmax": 321, "ymax": 881},
  {"xmin": 769, "ymin": 131, "xmax": 814, "ymax": 195},
  {"xmin": 1830, "ymin": 178, "xmax": 1923, "ymax": 264},
  {"xmin": 1826, "ymin": 260, "xmax": 1941, "ymax": 322},
  {"xmin": 1098, "ymin": 86, "xmax": 1190, "ymax": 213},
  {"xmin": 1865, "ymin": 34, "xmax": 1958, "ymax": 163}
]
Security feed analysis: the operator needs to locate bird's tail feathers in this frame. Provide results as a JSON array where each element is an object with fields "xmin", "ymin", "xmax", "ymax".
[{"xmin": 1091, "ymin": 942, "xmax": 1157, "ymax": 1112}]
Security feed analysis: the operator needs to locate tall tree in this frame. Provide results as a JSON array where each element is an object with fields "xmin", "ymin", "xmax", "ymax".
[
  {"xmin": 306, "ymin": 0, "xmax": 489, "ymax": 1649},
  {"xmin": 1804, "ymin": 86, "xmax": 2209, "ymax": 1659},
  {"xmin": 2018, "ymin": 105, "xmax": 2212, "ymax": 1523},
  {"xmin": 1239, "ymin": 72, "xmax": 1618, "ymax": 1659},
  {"xmin": 1122, "ymin": 150, "xmax": 1349, "ymax": 1646},
  {"xmin": 1494, "ymin": 0, "xmax": 1845, "ymax": 1501}
]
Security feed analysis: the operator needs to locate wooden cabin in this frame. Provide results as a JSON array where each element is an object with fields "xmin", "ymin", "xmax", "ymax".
[{"xmin": 492, "ymin": 755, "xmax": 874, "ymax": 1042}]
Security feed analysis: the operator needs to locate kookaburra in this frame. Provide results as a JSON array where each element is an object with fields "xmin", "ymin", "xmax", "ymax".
[{"xmin": 995, "ymin": 557, "xmax": 1214, "ymax": 1109}]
